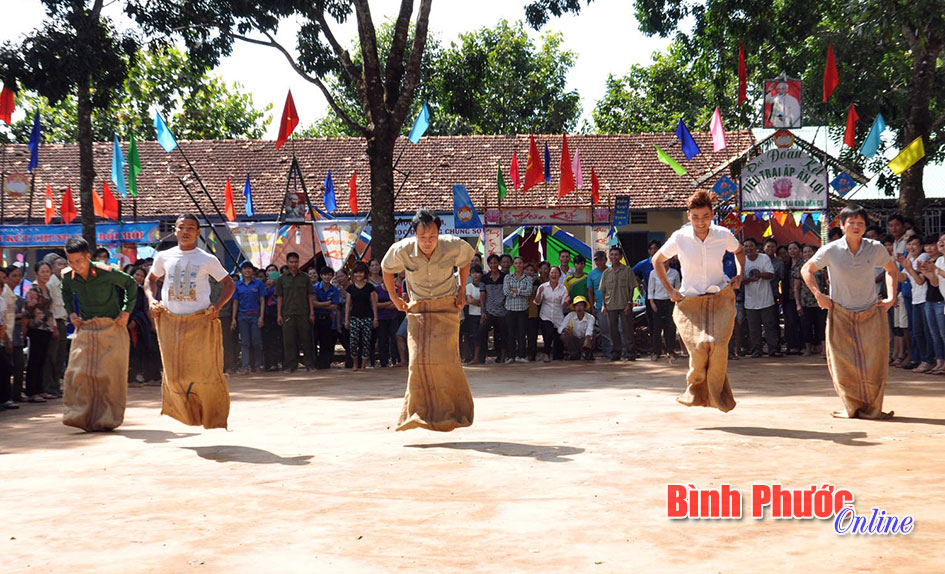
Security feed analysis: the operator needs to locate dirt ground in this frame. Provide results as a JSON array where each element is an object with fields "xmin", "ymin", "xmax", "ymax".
[{"xmin": 2, "ymin": 355, "xmax": 944, "ymax": 573}]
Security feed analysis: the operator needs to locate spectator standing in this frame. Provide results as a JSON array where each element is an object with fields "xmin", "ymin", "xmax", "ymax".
[
  {"xmin": 586, "ymin": 251, "xmax": 613, "ymax": 358},
  {"xmin": 261, "ymin": 264, "xmax": 283, "ymax": 371},
  {"xmin": 742, "ymin": 238, "xmax": 781, "ymax": 357},
  {"xmin": 5, "ymin": 267, "xmax": 26, "ymax": 401},
  {"xmin": 599, "ymin": 246, "xmax": 638, "ymax": 361},
  {"xmin": 479, "ymin": 254, "xmax": 508, "ymax": 363},
  {"xmin": 780, "ymin": 241, "xmax": 803, "ymax": 354},
  {"xmin": 534, "ymin": 266, "xmax": 570, "ymax": 361},
  {"xmin": 503, "ymin": 256, "xmax": 532, "ymax": 363},
  {"xmin": 648, "ymin": 256, "xmax": 680, "ymax": 360},
  {"xmin": 793, "ymin": 244, "xmax": 828, "ymax": 356},
  {"xmin": 24, "ymin": 262, "xmax": 58, "ymax": 402},
  {"xmin": 312, "ymin": 267, "xmax": 341, "ymax": 370},
  {"xmin": 899, "ymin": 235, "xmax": 934, "ymax": 373},
  {"xmin": 231, "ymin": 262, "xmax": 266, "ymax": 374},
  {"xmin": 375, "ymin": 276, "xmax": 398, "ymax": 367},
  {"xmin": 345, "ymin": 262, "xmax": 378, "ymax": 372},
  {"xmin": 564, "ymin": 254, "xmax": 589, "ymax": 300},
  {"xmin": 463, "ymin": 264, "xmax": 484, "ymax": 363},
  {"xmin": 276, "ymin": 252, "xmax": 315, "ymax": 372},
  {"xmin": 525, "ymin": 262, "xmax": 542, "ymax": 361}
]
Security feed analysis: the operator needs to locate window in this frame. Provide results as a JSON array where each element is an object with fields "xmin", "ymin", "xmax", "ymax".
[{"xmin": 630, "ymin": 211, "xmax": 648, "ymax": 225}]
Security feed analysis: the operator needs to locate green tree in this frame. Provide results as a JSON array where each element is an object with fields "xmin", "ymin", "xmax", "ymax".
[
  {"xmin": 7, "ymin": 45, "xmax": 271, "ymax": 143},
  {"xmin": 630, "ymin": 0, "xmax": 944, "ymax": 218},
  {"xmin": 127, "ymin": 0, "xmax": 591, "ymax": 256},
  {"xmin": 1, "ymin": 0, "xmax": 137, "ymax": 247}
]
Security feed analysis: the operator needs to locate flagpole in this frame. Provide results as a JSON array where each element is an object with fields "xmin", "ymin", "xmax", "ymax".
[
  {"xmin": 0, "ymin": 143, "xmax": 6, "ymax": 223},
  {"xmin": 174, "ymin": 146, "xmax": 232, "ymax": 227},
  {"xmin": 26, "ymin": 170, "xmax": 35, "ymax": 225}
]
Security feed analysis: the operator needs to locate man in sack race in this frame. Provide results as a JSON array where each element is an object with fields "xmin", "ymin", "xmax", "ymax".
[
  {"xmin": 652, "ymin": 190, "xmax": 745, "ymax": 412},
  {"xmin": 61, "ymin": 237, "xmax": 139, "ymax": 431},
  {"xmin": 381, "ymin": 209, "xmax": 476, "ymax": 432},
  {"xmin": 802, "ymin": 204, "xmax": 900, "ymax": 419},
  {"xmin": 145, "ymin": 214, "xmax": 235, "ymax": 429}
]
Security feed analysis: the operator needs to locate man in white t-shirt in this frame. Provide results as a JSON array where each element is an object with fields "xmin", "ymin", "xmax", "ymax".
[
  {"xmin": 742, "ymin": 238, "xmax": 781, "ymax": 358},
  {"xmin": 558, "ymin": 296, "xmax": 595, "ymax": 360},
  {"xmin": 145, "ymin": 214, "xmax": 236, "ymax": 429},
  {"xmin": 648, "ymin": 257, "xmax": 680, "ymax": 360},
  {"xmin": 464, "ymin": 264, "xmax": 484, "ymax": 363}
]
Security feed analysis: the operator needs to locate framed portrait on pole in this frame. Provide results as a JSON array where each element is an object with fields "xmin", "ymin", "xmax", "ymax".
[{"xmin": 762, "ymin": 77, "xmax": 803, "ymax": 129}]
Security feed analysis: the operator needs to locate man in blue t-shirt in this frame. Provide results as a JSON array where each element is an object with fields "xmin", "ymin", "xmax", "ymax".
[
  {"xmin": 231, "ymin": 261, "xmax": 266, "ymax": 374},
  {"xmin": 312, "ymin": 266, "xmax": 341, "ymax": 370}
]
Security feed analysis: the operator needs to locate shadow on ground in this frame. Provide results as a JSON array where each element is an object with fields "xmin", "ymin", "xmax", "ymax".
[
  {"xmin": 405, "ymin": 441, "xmax": 584, "ymax": 462},
  {"xmin": 698, "ymin": 426, "xmax": 880, "ymax": 447},
  {"xmin": 181, "ymin": 445, "xmax": 313, "ymax": 465},
  {"xmin": 116, "ymin": 429, "xmax": 201, "ymax": 443}
]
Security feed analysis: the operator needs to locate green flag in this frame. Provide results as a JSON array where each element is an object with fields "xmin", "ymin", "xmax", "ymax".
[
  {"xmin": 655, "ymin": 144, "xmax": 687, "ymax": 176},
  {"xmin": 497, "ymin": 161, "xmax": 508, "ymax": 201},
  {"xmin": 128, "ymin": 131, "xmax": 141, "ymax": 197}
]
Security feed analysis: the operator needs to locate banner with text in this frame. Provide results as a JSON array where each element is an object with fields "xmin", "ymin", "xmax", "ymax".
[
  {"xmin": 225, "ymin": 222, "xmax": 280, "ymax": 269},
  {"xmin": 0, "ymin": 222, "xmax": 161, "ymax": 247},
  {"xmin": 314, "ymin": 219, "xmax": 367, "ymax": 270},
  {"xmin": 740, "ymin": 147, "xmax": 828, "ymax": 211}
]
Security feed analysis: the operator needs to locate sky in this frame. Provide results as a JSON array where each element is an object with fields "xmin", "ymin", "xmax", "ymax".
[
  {"xmin": 1, "ymin": 1, "xmax": 938, "ymax": 199},
  {"xmin": 0, "ymin": 0, "xmax": 671, "ymax": 138}
]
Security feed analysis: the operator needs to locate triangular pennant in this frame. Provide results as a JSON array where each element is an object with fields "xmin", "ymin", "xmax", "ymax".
[
  {"xmin": 792, "ymin": 212, "xmax": 803, "ymax": 227},
  {"xmin": 224, "ymin": 178, "xmax": 236, "ymax": 221}
]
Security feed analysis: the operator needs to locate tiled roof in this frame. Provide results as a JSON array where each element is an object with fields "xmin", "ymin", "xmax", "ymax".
[{"xmin": 0, "ymin": 131, "xmax": 755, "ymax": 222}]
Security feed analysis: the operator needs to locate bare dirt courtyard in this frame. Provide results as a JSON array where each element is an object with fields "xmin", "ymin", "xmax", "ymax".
[{"xmin": 2, "ymin": 356, "xmax": 944, "ymax": 573}]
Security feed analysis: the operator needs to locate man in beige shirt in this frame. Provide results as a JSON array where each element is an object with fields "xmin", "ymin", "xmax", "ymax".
[
  {"xmin": 43, "ymin": 254, "xmax": 69, "ymax": 396},
  {"xmin": 599, "ymin": 245, "xmax": 638, "ymax": 361},
  {"xmin": 381, "ymin": 209, "xmax": 475, "ymax": 432}
]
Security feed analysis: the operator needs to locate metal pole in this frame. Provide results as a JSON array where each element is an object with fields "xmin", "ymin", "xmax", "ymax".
[
  {"xmin": 175, "ymin": 146, "xmax": 230, "ymax": 225},
  {"xmin": 26, "ymin": 170, "xmax": 35, "ymax": 225}
]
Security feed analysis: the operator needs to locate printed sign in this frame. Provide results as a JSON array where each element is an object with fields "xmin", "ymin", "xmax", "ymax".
[
  {"xmin": 0, "ymin": 222, "xmax": 161, "ymax": 247},
  {"xmin": 613, "ymin": 196, "xmax": 630, "ymax": 227},
  {"xmin": 740, "ymin": 147, "xmax": 828, "ymax": 211}
]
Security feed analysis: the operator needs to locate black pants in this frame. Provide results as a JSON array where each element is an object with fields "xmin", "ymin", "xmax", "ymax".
[
  {"xmin": 478, "ymin": 314, "xmax": 507, "ymax": 362},
  {"xmin": 747, "ymin": 304, "xmax": 780, "ymax": 355},
  {"xmin": 782, "ymin": 299, "xmax": 801, "ymax": 351},
  {"xmin": 10, "ymin": 346, "xmax": 25, "ymax": 399},
  {"xmin": 0, "ymin": 350, "xmax": 11, "ymax": 403},
  {"xmin": 461, "ymin": 314, "xmax": 480, "ymax": 361},
  {"xmin": 540, "ymin": 320, "xmax": 564, "ymax": 360},
  {"xmin": 799, "ymin": 306, "xmax": 827, "ymax": 345},
  {"xmin": 262, "ymin": 322, "xmax": 282, "ymax": 370},
  {"xmin": 282, "ymin": 314, "xmax": 314, "ymax": 370},
  {"xmin": 26, "ymin": 329, "xmax": 53, "ymax": 397},
  {"xmin": 505, "ymin": 310, "xmax": 528, "ymax": 360},
  {"xmin": 651, "ymin": 299, "xmax": 676, "ymax": 355},
  {"xmin": 376, "ymin": 317, "xmax": 396, "ymax": 367},
  {"xmin": 340, "ymin": 327, "xmax": 353, "ymax": 368},
  {"xmin": 527, "ymin": 316, "xmax": 540, "ymax": 360},
  {"xmin": 314, "ymin": 315, "xmax": 337, "ymax": 369}
]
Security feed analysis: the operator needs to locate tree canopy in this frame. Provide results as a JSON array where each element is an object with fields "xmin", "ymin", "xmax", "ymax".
[{"xmin": 5, "ymin": 45, "xmax": 270, "ymax": 144}]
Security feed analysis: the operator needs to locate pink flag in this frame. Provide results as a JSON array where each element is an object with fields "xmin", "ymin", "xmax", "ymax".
[
  {"xmin": 572, "ymin": 148, "xmax": 583, "ymax": 189},
  {"xmin": 710, "ymin": 108, "xmax": 726, "ymax": 152}
]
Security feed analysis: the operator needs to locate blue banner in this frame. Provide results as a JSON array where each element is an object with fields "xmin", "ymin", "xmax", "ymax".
[
  {"xmin": 0, "ymin": 222, "xmax": 162, "ymax": 247},
  {"xmin": 452, "ymin": 184, "xmax": 482, "ymax": 229},
  {"xmin": 613, "ymin": 195, "xmax": 631, "ymax": 227}
]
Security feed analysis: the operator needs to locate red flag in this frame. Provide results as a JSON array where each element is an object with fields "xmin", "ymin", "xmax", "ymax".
[
  {"xmin": 843, "ymin": 104, "xmax": 859, "ymax": 148},
  {"xmin": 44, "ymin": 184, "xmax": 54, "ymax": 224},
  {"xmin": 60, "ymin": 186, "xmax": 77, "ymax": 224},
  {"xmin": 92, "ymin": 188, "xmax": 104, "ymax": 217},
  {"xmin": 737, "ymin": 42, "xmax": 747, "ymax": 105},
  {"xmin": 823, "ymin": 42, "xmax": 839, "ymax": 102},
  {"xmin": 590, "ymin": 167, "xmax": 600, "ymax": 205},
  {"xmin": 348, "ymin": 172, "xmax": 358, "ymax": 214},
  {"xmin": 522, "ymin": 135, "xmax": 543, "ymax": 192},
  {"xmin": 0, "ymin": 84, "xmax": 14, "ymax": 125},
  {"xmin": 103, "ymin": 181, "xmax": 119, "ymax": 220},
  {"xmin": 510, "ymin": 149, "xmax": 521, "ymax": 190},
  {"xmin": 276, "ymin": 90, "xmax": 299, "ymax": 149},
  {"xmin": 223, "ymin": 178, "xmax": 236, "ymax": 221},
  {"xmin": 558, "ymin": 134, "xmax": 575, "ymax": 197}
]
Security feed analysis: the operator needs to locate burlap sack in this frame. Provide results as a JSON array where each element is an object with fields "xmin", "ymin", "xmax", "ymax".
[
  {"xmin": 63, "ymin": 317, "xmax": 129, "ymax": 432},
  {"xmin": 672, "ymin": 286, "xmax": 737, "ymax": 412},
  {"xmin": 396, "ymin": 296, "xmax": 474, "ymax": 432},
  {"xmin": 154, "ymin": 308, "xmax": 229, "ymax": 429},
  {"xmin": 825, "ymin": 304, "xmax": 890, "ymax": 418}
]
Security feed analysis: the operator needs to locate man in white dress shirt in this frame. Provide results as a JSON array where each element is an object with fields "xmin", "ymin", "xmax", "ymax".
[
  {"xmin": 742, "ymin": 238, "xmax": 782, "ymax": 358},
  {"xmin": 653, "ymin": 190, "xmax": 744, "ymax": 412}
]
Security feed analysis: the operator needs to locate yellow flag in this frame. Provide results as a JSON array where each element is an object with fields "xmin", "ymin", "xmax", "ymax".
[
  {"xmin": 889, "ymin": 136, "xmax": 925, "ymax": 175},
  {"xmin": 763, "ymin": 223, "xmax": 773, "ymax": 238}
]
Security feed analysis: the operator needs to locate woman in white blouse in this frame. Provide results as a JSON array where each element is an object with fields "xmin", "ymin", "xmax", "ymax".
[{"xmin": 534, "ymin": 266, "xmax": 570, "ymax": 362}]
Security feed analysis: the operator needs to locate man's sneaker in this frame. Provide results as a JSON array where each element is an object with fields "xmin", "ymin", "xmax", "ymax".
[
  {"xmin": 515, "ymin": 357, "xmax": 529, "ymax": 363},
  {"xmin": 505, "ymin": 358, "xmax": 515, "ymax": 364}
]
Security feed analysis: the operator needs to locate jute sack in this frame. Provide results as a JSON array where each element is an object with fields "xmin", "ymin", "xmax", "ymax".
[
  {"xmin": 396, "ymin": 296, "xmax": 474, "ymax": 432},
  {"xmin": 672, "ymin": 286, "xmax": 737, "ymax": 412},
  {"xmin": 154, "ymin": 307, "xmax": 229, "ymax": 429},
  {"xmin": 825, "ymin": 304, "xmax": 889, "ymax": 419},
  {"xmin": 63, "ymin": 317, "xmax": 129, "ymax": 432}
]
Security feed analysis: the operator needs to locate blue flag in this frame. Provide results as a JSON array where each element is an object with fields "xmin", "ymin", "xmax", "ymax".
[
  {"xmin": 153, "ymin": 111, "xmax": 178, "ymax": 152},
  {"xmin": 324, "ymin": 170, "xmax": 336, "ymax": 212},
  {"xmin": 408, "ymin": 102, "xmax": 430, "ymax": 144},
  {"xmin": 243, "ymin": 174, "xmax": 254, "ymax": 217},
  {"xmin": 112, "ymin": 134, "xmax": 128, "ymax": 197},
  {"xmin": 712, "ymin": 174, "xmax": 736, "ymax": 200},
  {"xmin": 858, "ymin": 113, "xmax": 886, "ymax": 159},
  {"xmin": 452, "ymin": 184, "xmax": 482, "ymax": 229},
  {"xmin": 830, "ymin": 172, "xmax": 856, "ymax": 196},
  {"xmin": 27, "ymin": 111, "xmax": 41, "ymax": 173},
  {"xmin": 543, "ymin": 142, "xmax": 551, "ymax": 182},
  {"xmin": 674, "ymin": 120, "xmax": 701, "ymax": 161}
]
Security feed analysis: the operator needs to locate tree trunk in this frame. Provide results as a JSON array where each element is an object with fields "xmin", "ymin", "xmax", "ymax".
[
  {"xmin": 897, "ymin": 36, "xmax": 942, "ymax": 221},
  {"xmin": 76, "ymin": 75, "xmax": 97, "ymax": 249},
  {"xmin": 367, "ymin": 129, "xmax": 396, "ymax": 259}
]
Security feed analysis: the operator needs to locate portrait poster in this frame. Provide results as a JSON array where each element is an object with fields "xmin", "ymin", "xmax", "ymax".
[{"xmin": 763, "ymin": 79, "xmax": 803, "ymax": 129}]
